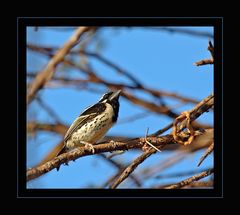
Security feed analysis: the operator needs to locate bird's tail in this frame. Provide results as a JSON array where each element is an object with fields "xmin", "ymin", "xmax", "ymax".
[{"xmin": 33, "ymin": 141, "xmax": 66, "ymax": 171}]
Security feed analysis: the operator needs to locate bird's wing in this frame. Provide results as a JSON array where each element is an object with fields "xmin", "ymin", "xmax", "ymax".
[
  {"xmin": 64, "ymin": 113, "xmax": 97, "ymax": 142},
  {"xmin": 63, "ymin": 103, "xmax": 106, "ymax": 143}
]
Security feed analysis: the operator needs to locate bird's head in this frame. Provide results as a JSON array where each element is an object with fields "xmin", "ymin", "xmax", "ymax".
[
  {"xmin": 99, "ymin": 90, "xmax": 121, "ymax": 122},
  {"xmin": 99, "ymin": 90, "xmax": 121, "ymax": 103}
]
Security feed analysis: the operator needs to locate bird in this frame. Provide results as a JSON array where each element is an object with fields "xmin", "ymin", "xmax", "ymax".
[{"xmin": 56, "ymin": 90, "xmax": 121, "ymax": 170}]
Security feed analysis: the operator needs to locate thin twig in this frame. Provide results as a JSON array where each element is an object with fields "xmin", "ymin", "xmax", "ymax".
[
  {"xmin": 163, "ymin": 168, "xmax": 214, "ymax": 189},
  {"xmin": 130, "ymin": 151, "xmax": 188, "ymax": 186},
  {"xmin": 198, "ymin": 142, "xmax": 214, "ymax": 167},
  {"xmin": 146, "ymin": 27, "xmax": 213, "ymax": 38},
  {"xmin": 118, "ymin": 111, "xmax": 151, "ymax": 124},
  {"xmin": 208, "ymin": 40, "xmax": 214, "ymax": 59},
  {"xmin": 194, "ymin": 59, "xmax": 214, "ymax": 66},
  {"xmin": 110, "ymin": 147, "xmax": 158, "ymax": 189},
  {"xmin": 98, "ymin": 154, "xmax": 141, "ymax": 187},
  {"xmin": 35, "ymin": 97, "xmax": 62, "ymax": 123},
  {"xmin": 79, "ymin": 50, "xmax": 143, "ymax": 87},
  {"xmin": 155, "ymin": 168, "xmax": 212, "ymax": 179},
  {"xmin": 194, "ymin": 40, "xmax": 214, "ymax": 66},
  {"xmin": 150, "ymin": 122, "xmax": 173, "ymax": 137},
  {"xmin": 122, "ymin": 91, "xmax": 178, "ymax": 118},
  {"xmin": 156, "ymin": 180, "xmax": 213, "ymax": 189},
  {"xmin": 27, "ymin": 122, "xmax": 67, "ymax": 135}
]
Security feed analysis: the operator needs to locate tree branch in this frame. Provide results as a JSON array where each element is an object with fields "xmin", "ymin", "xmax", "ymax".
[
  {"xmin": 194, "ymin": 59, "xmax": 214, "ymax": 66},
  {"xmin": 163, "ymin": 168, "xmax": 214, "ymax": 189},
  {"xmin": 194, "ymin": 41, "xmax": 214, "ymax": 66},
  {"xmin": 155, "ymin": 168, "xmax": 212, "ymax": 179},
  {"xmin": 108, "ymin": 94, "xmax": 214, "ymax": 188},
  {"xmin": 146, "ymin": 27, "xmax": 214, "ymax": 38},
  {"xmin": 197, "ymin": 142, "xmax": 214, "ymax": 167},
  {"xmin": 27, "ymin": 44, "xmax": 200, "ymax": 104},
  {"xmin": 110, "ymin": 147, "xmax": 158, "ymax": 189},
  {"xmin": 27, "ymin": 135, "xmax": 173, "ymax": 181},
  {"xmin": 27, "ymin": 27, "xmax": 93, "ymax": 105},
  {"xmin": 177, "ymin": 94, "xmax": 213, "ymax": 131},
  {"xmin": 98, "ymin": 154, "xmax": 141, "ymax": 187},
  {"xmin": 27, "ymin": 93, "xmax": 214, "ymax": 182}
]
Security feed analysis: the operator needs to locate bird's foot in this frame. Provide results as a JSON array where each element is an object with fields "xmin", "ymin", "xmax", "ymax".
[{"xmin": 80, "ymin": 141, "xmax": 95, "ymax": 154}]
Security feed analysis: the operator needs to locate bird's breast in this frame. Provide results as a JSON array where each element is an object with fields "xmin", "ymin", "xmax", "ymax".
[{"xmin": 66, "ymin": 103, "xmax": 114, "ymax": 149}]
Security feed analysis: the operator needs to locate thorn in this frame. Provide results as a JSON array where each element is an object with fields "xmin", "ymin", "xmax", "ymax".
[{"xmin": 144, "ymin": 127, "xmax": 162, "ymax": 153}]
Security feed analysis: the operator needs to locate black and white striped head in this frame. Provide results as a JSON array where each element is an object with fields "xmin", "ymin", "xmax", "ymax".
[{"xmin": 98, "ymin": 90, "xmax": 121, "ymax": 122}]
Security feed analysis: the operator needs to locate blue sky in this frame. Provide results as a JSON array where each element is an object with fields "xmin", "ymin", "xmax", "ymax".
[{"xmin": 27, "ymin": 26, "xmax": 213, "ymax": 188}]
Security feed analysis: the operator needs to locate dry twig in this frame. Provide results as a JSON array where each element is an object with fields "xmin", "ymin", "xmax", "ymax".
[
  {"xmin": 99, "ymin": 154, "xmax": 141, "ymax": 187},
  {"xmin": 184, "ymin": 180, "xmax": 213, "ymax": 188},
  {"xmin": 110, "ymin": 147, "xmax": 158, "ymax": 189},
  {"xmin": 198, "ymin": 142, "xmax": 214, "ymax": 167},
  {"xmin": 27, "ymin": 27, "xmax": 92, "ymax": 104},
  {"xmin": 147, "ymin": 27, "xmax": 214, "ymax": 38},
  {"xmin": 163, "ymin": 168, "xmax": 214, "ymax": 189},
  {"xmin": 27, "ymin": 135, "xmax": 173, "ymax": 181},
  {"xmin": 155, "ymin": 168, "xmax": 212, "ymax": 179},
  {"xmin": 194, "ymin": 41, "xmax": 214, "ymax": 66}
]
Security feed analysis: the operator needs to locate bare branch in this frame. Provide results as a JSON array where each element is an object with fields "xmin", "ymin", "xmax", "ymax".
[
  {"xmin": 146, "ymin": 27, "xmax": 213, "ymax": 38},
  {"xmin": 163, "ymin": 168, "xmax": 214, "ymax": 189},
  {"xmin": 27, "ymin": 93, "xmax": 213, "ymax": 182},
  {"xmin": 151, "ymin": 122, "xmax": 173, "ymax": 137},
  {"xmin": 108, "ymin": 94, "xmax": 214, "ymax": 188},
  {"xmin": 26, "ymin": 28, "xmax": 214, "ymax": 189},
  {"xmin": 198, "ymin": 142, "xmax": 214, "ymax": 167},
  {"xmin": 130, "ymin": 151, "xmax": 188, "ymax": 186},
  {"xmin": 194, "ymin": 59, "xmax": 214, "ymax": 66},
  {"xmin": 27, "ymin": 44, "xmax": 200, "ymax": 104},
  {"xmin": 27, "ymin": 27, "xmax": 93, "ymax": 105},
  {"xmin": 98, "ymin": 154, "xmax": 141, "ymax": 187},
  {"xmin": 122, "ymin": 91, "xmax": 178, "ymax": 118},
  {"xmin": 110, "ymin": 147, "xmax": 158, "ymax": 189},
  {"xmin": 79, "ymin": 50, "xmax": 143, "ymax": 87},
  {"xmin": 156, "ymin": 180, "xmax": 213, "ymax": 189},
  {"xmin": 27, "ymin": 122, "xmax": 67, "ymax": 135},
  {"xmin": 27, "ymin": 135, "xmax": 173, "ymax": 181},
  {"xmin": 35, "ymin": 97, "xmax": 63, "ymax": 123},
  {"xmin": 176, "ymin": 94, "xmax": 213, "ymax": 131},
  {"xmin": 184, "ymin": 180, "xmax": 213, "ymax": 188},
  {"xmin": 194, "ymin": 40, "xmax": 214, "ymax": 66},
  {"xmin": 208, "ymin": 40, "xmax": 214, "ymax": 59},
  {"xmin": 155, "ymin": 168, "xmax": 212, "ymax": 179},
  {"xmin": 118, "ymin": 111, "xmax": 151, "ymax": 124}
]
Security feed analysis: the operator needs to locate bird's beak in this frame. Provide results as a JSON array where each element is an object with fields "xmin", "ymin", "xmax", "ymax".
[{"xmin": 109, "ymin": 90, "xmax": 121, "ymax": 101}]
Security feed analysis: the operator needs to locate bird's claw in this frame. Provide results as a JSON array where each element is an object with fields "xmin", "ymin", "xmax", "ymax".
[{"xmin": 80, "ymin": 141, "xmax": 95, "ymax": 154}]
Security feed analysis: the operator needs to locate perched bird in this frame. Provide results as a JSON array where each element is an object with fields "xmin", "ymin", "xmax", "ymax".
[{"xmin": 56, "ymin": 90, "xmax": 121, "ymax": 170}]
